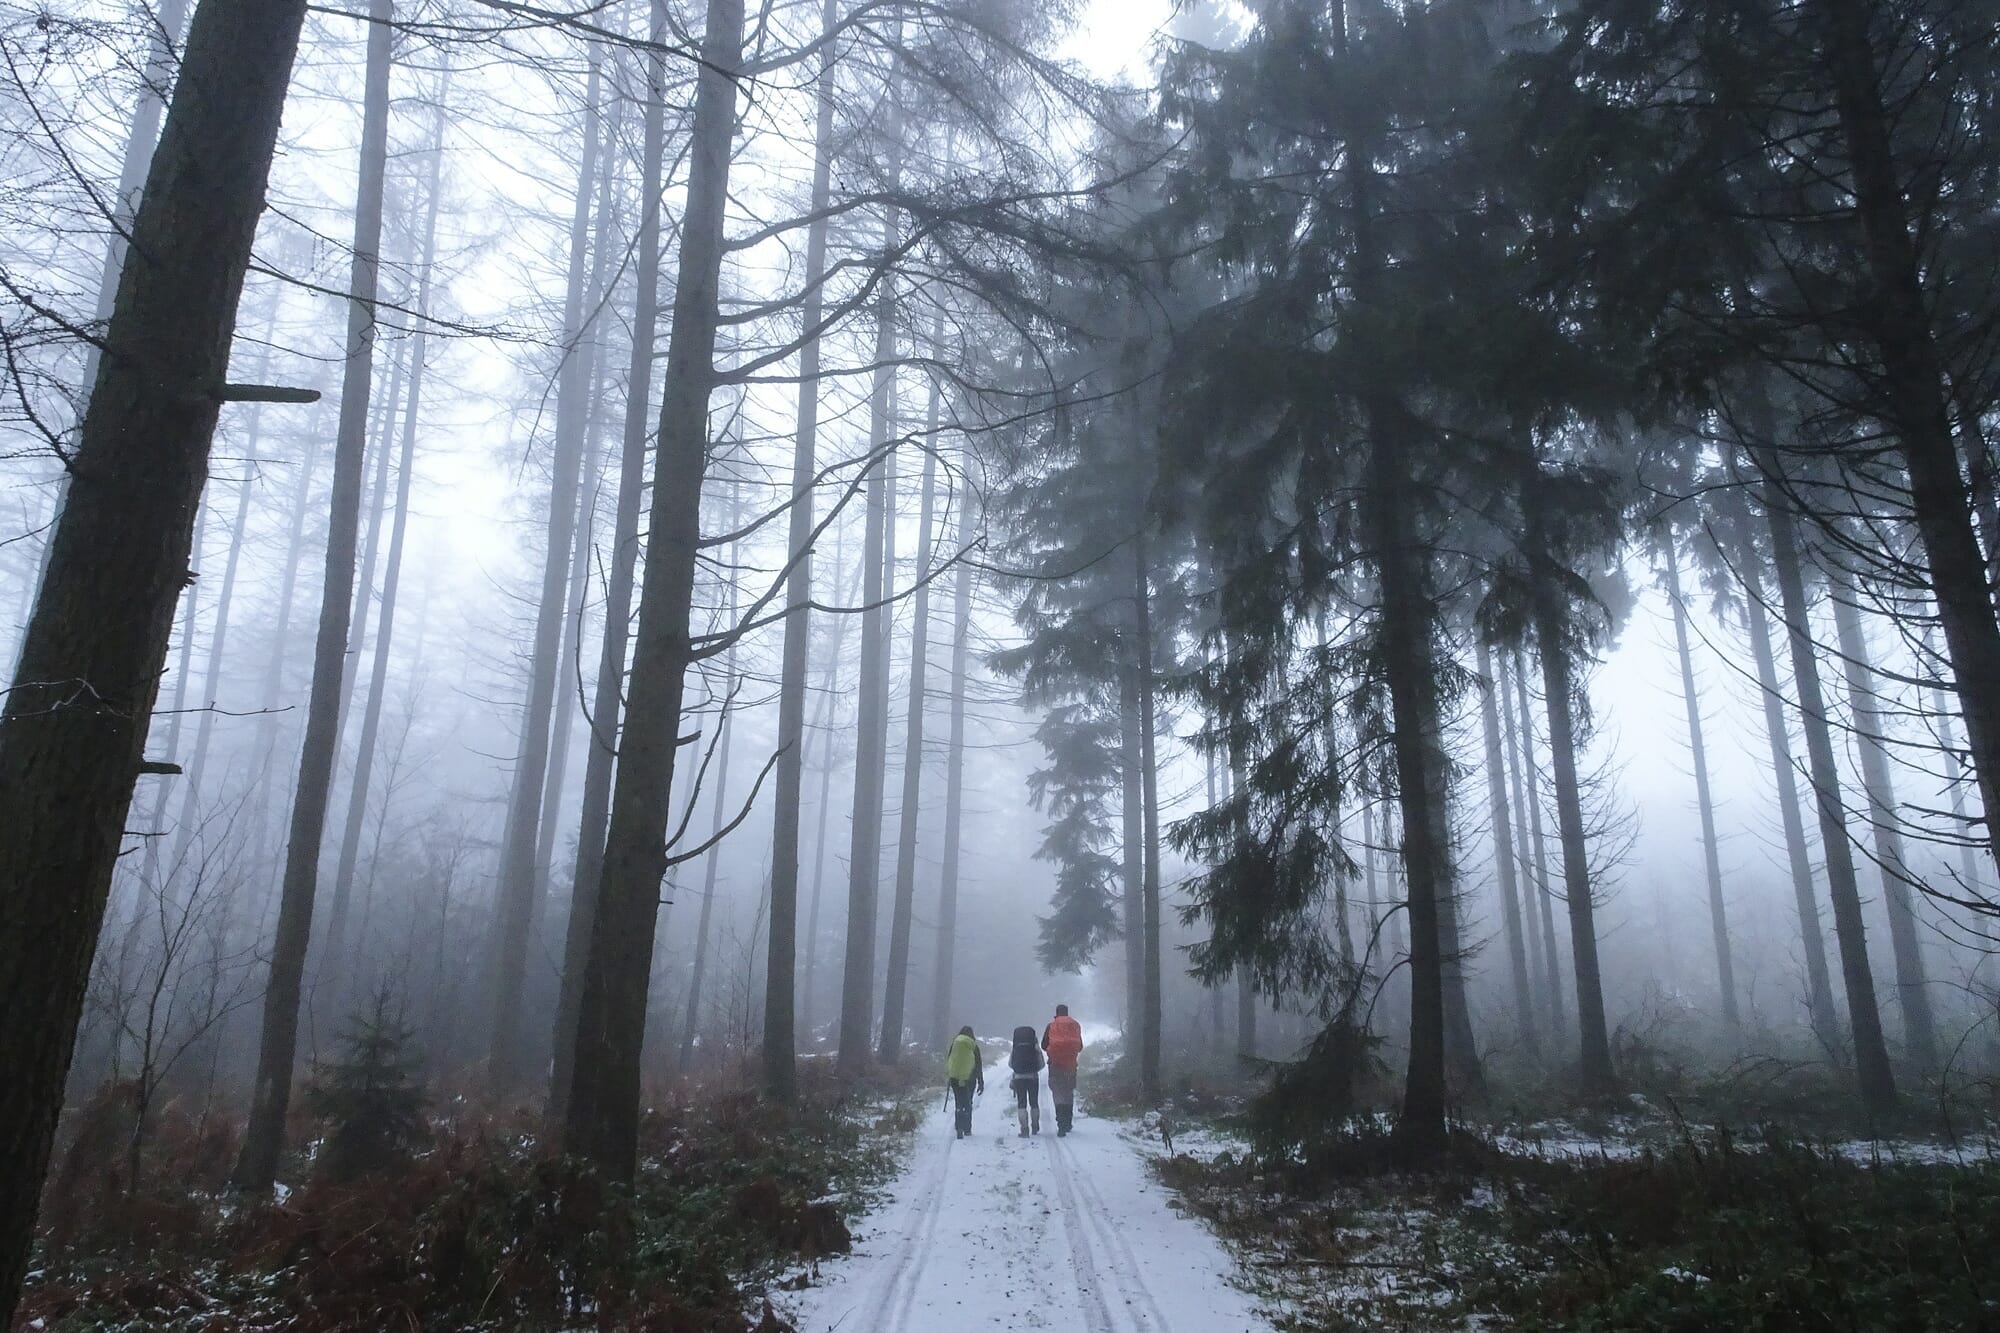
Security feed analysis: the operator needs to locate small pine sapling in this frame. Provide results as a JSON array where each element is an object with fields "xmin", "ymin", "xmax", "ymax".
[{"xmin": 304, "ymin": 989, "xmax": 427, "ymax": 1180}]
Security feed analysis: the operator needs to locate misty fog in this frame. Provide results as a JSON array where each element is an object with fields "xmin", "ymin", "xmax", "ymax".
[{"xmin": 5, "ymin": 0, "xmax": 1999, "ymax": 1326}]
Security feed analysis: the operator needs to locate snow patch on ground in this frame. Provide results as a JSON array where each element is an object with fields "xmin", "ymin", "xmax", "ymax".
[{"xmin": 774, "ymin": 1057, "xmax": 1272, "ymax": 1331}]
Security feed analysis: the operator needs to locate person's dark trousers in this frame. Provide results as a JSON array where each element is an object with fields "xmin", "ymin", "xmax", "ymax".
[
  {"xmin": 1049, "ymin": 1066, "xmax": 1076, "ymax": 1134},
  {"xmin": 950, "ymin": 1079, "xmax": 975, "ymax": 1137}
]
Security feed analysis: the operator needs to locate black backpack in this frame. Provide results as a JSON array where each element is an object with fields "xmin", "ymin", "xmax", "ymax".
[{"xmin": 1009, "ymin": 1025, "xmax": 1042, "ymax": 1076}]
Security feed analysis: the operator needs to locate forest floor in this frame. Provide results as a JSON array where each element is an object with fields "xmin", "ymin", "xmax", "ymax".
[
  {"xmin": 15, "ymin": 1069, "xmax": 927, "ymax": 1332},
  {"xmin": 775, "ymin": 1054, "xmax": 1269, "ymax": 1333},
  {"xmin": 1146, "ymin": 1102, "xmax": 2000, "ymax": 1331}
]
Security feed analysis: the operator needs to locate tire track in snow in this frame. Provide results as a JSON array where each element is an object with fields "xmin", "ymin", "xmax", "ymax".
[
  {"xmin": 844, "ymin": 1130, "xmax": 954, "ymax": 1333},
  {"xmin": 1043, "ymin": 1133, "xmax": 1121, "ymax": 1333},
  {"xmin": 1049, "ymin": 1135, "xmax": 1176, "ymax": 1333}
]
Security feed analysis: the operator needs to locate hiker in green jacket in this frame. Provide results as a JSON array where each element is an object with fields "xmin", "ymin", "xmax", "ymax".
[{"xmin": 945, "ymin": 1026, "xmax": 985, "ymax": 1138}]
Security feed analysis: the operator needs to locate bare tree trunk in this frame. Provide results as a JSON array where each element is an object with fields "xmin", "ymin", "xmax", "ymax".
[
  {"xmin": 490, "ymin": 54, "xmax": 606, "ymax": 1089},
  {"xmin": 1740, "ymin": 546, "xmax": 1841, "ymax": 1044},
  {"xmin": 74, "ymin": 0, "xmax": 193, "ymax": 414},
  {"xmin": 927, "ymin": 489, "xmax": 973, "ymax": 1049},
  {"xmin": 1662, "ymin": 540, "xmax": 1740, "ymax": 1029},
  {"xmin": 1529, "ymin": 592, "xmax": 1615, "ymax": 1093},
  {"xmin": 1121, "ymin": 671, "xmax": 1147, "ymax": 1045},
  {"xmin": 327, "ymin": 99, "xmax": 446, "ymax": 971},
  {"xmin": 801, "ymin": 529, "xmax": 858, "ymax": 1044},
  {"xmin": 1830, "ymin": 573, "xmax": 1939, "ymax": 1069},
  {"xmin": 231, "ymin": 0, "xmax": 392, "ymax": 1197},
  {"xmin": 678, "ymin": 679, "xmax": 734, "ymax": 1075},
  {"xmin": 561, "ymin": 0, "xmax": 742, "ymax": 1182},
  {"xmin": 168, "ymin": 297, "xmax": 284, "ymax": 878},
  {"xmin": 551, "ymin": 0, "xmax": 668, "ymax": 1120},
  {"xmin": 1924, "ymin": 622, "xmax": 1986, "ymax": 898},
  {"xmin": 1476, "ymin": 640, "xmax": 1537, "ymax": 1056},
  {"xmin": 1134, "ymin": 533, "xmax": 1164, "ymax": 1100},
  {"xmin": 835, "ymin": 131, "xmax": 903, "ymax": 1074},
  {"xmin": 1510, "ymin": 647, "xmax": 1566, "ymax": 1042},
  {"xmin": 1761, "ymin": 479, "xmax": 1897, "ymax": 1115},
  {"xmin": 535, "ymin": 128, "xmax": 623, "ymax": 960},
  {"xmin": 761, "ymin": 0, "xmax": 839, "ymax": 1101},
  {"xmin": 1372, "ymin": 464, "xmax": 1451, "ymax": 1156},
  {"xmin": 879, "ymin": 375, "xmax": 942, "ymax": 1063},
  {"xmin": 1815, "ymin": 0, "xmax": 2000, "ymax": 876},
  {"xmin": 259, "ymin": 415, "xmax": 323, "ymax": 732}
]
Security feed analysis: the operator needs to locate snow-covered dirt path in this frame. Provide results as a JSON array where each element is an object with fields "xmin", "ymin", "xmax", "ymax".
[{"xmin": 784, "ymin": 1060, "xmax": 1269, "ymax": 1333}]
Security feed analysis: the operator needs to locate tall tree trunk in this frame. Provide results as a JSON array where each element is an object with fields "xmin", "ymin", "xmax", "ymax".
[
  {"xmin": 551, "ymin": 0, "xmax": 668, "ymax": 1120},
  {"xmin": 142, "ymin": 497, "xmax": 208, "ymax": 904},
  {"xmin": 1476, "ymin": 640, "xmax": 1537, "ymax": 1055},
  {"xmin": 258, "ymin": 413, "xmax": 324, "ymax": 743},
  {"xmin": 230, "ymin": 0, "xmax": 392, "ymax": 1197},
  {"xmin": 1511, "ymin": 647, "xmax": 1567, "ymax": 1042},
  {"xmin": 1372, "ymin": 468, "xmax": 1451, "ymax": 1156},
  {"xmin": 1830, "ymin": 572, "xmax": 1939, "ymax": 1069},
  {"xmin": 166, "ymin": 294, "xmax": 283, "ymax": 879},
  {"xmin": 326, "ymin": 99, "xmax": 446, "ymax": 970},
  {"xmin": 1924, "ymin": 622, "xmax": 1985, "ymax": 898},
  {"xmin": 878, "ymin": 375, "xmax": 943, "ymax": 1063},
  {"xmin": 333, "ymin": 317, "xmax": 408, "ymax": 761},
  {"xmin": 17, "ymin": 0, "xmax": 194, "ymax": 659},
  {"xmin": 1814, "ymin": 0, "xmax": 2000, "ymax": 875},
  {"xmin": 761, "ymin": 0, "xmax": 839, "ymax": 1101},
  {"xmin": 1121, "ymin": 672, "xmax": 1147, "ymax": 1044},
  {"xmin": 1494, "ymin": 652, "xmax": 1547, "ymax": 1030},
  {"xmin": 800, "ymin": 529, "xmax": 859, "ymax": 1043},
  {"xmin": 835, "ymin": 118, "xmax": 903, "ymax": 1073},
  {"xmin": 1737, "ymin": 544, "xmax": 1841, "ymax": 1044},
  {"xmin": 1761, "ymin": 477, "xmax": 1898, "ymax": 1115},
  {"xmin": 1662, "ymin": 539, "xmax": 1740, "ymax": 1028},
  {"xmin": 71, "ymin": 0, "xmax": 193, "ymax": 421},
  {"xmin": 535, "ymin": 133, "xmax": 622, "ymax": 957},
  {"xmin": 927, "ymin": 489, "xmax": 973, "ymax": 1049},
  {"xmin": 678, "ymin": 674, "xmax": 734, "ymax": 1075},
  {"xmin": 1136, "ymin": 546, "xmax": 1164, "ymax": 1100},
  {"xmin": 490, "ymin": 53, "xmax": 606, "ymax": 1089},
  {"xmin": 1427, "ymin": 710, "xmax": 1483, "ymax": 1095},
  {"xmin": 561, "ymin": 0, "xmax": 742, "ymax": 1182},
  {"xmin": 1529, "ymin": 586, "xmax": 1615, "ymax": 1093}
]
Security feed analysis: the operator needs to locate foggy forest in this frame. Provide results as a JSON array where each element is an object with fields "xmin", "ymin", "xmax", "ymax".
[{"xmin": 4, "ymin": 0, "xmax": 2000, "ymax": 1327}]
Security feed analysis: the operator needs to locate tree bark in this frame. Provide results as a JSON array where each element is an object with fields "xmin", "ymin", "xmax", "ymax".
[
  {"xmin": 1135, "ymin": 535, "xmax": 1164, "ymax": 1100},
  {"xmin": 835, "ymin": 135, "xmax": 903, "ymax": 1074},
  {"xmin": 551, "ymin": 0, "xmax": 668, "ymax": 1121},
  {"xmin": 231, "ymin": 0, "xmax": 393, "ymax": 1197},
  {"xmin": 678, "ymin": 666, "xmax": 734, "ymax": 1075},
  {"xmin": 1830, "ymin": 572, "xmax": 1939, "ymax": 1069},
  {"xmin": 490, "ymin": 53, "xmax": 605, "ymax": 1090},
  {"xmin": 927, "ymin": 488, "xmax": 974, "ymax": 1049},
  {"xmin": 327, "ymin": 99, "xmax": 446, "ymax": 971},
  {"xmin": 1373, "ymin": 464, "xmax": 1451, "ymax": 1156},
  {"xmin": 1814, "ymin": 0, "xmax": 2000, "ymax": 876},
  {"xmin": 1510, "ymin": 647, "xmax": 1567, "ymax": 1043},
  {"xmin": 1476, "ymin": 640, "xmax": 1537, "ymax": 1055},
  {"xmin": 1761, "ymin": 479, "xmax": 1898, "ymax": 1115},
  {"xmin": 1737, "ymin": 544, "xmax": 1841, "ymax": 1044},
  {"xmin": 878, "ymin": 373, "xmax": 943, "ymax": 1063},
  {"xmin": 762, "ymin": 0, "xmax": 839, "ymax": 1102},
  {"xmin": 1121, "ymin": 671, "xmax": 1147, "ymax": 1045},
  {"xmin": 1662, "ymin": 539, "xmax": 1739, "ymax": 1029},
  {"xmin": 801, "ymin": 529, "xmax": 859, "ymax": 1043},
  {"xmin": 561, "ymin": 0, "xmax": 742, "ymax": 1182},
  {"xmin": 1529, "ymin": 590, "xmax": 1615, "ymax": 1094}
]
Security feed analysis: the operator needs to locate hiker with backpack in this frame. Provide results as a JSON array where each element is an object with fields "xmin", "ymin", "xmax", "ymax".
[
  {"xmin": 1041, "ymin": 1004, "xmax": 1084, "ymax": 1136},
  {"xmin": 944, "ymin": 1026, "xmax": 984, "ymax": 1138},
  {"xmin": 1007, "ymin": 1025, "xmax": 1044, "ymax": 1137}
]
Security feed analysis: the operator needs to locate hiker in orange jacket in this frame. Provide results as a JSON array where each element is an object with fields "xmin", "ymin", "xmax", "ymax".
[{"xmin": 1041, "ymin": 1004, "xmax": 1084, "ymax": 1136}]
